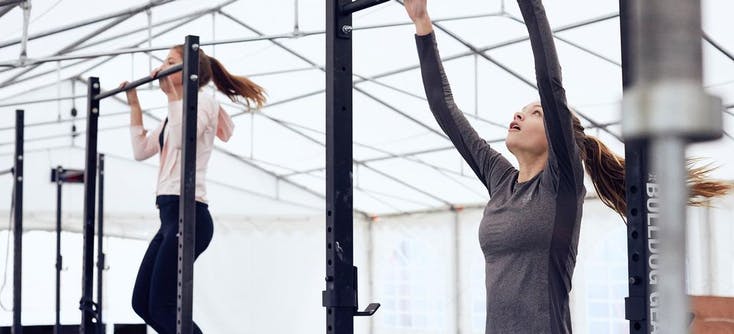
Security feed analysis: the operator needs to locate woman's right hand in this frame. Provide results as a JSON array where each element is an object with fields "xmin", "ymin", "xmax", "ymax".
[
  {"xmin": 120, "ymin": 81, "xmax": 139, "ymax": 106},
  {"xmin": 151, "ymin": 66, "xmax": 179, "ymax": 100},
  {"xmin": 403, "ymin": 0, "xmax": 433, "ymax": 35}
]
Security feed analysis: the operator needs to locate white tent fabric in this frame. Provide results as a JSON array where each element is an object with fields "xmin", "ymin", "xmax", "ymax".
[
  {"xmin": 1, "ymin": 0, "xmax": 733, "ymax": 216},
  {"xmin": 0, "ymin": 0, "xmax": 733, "ymax": 333},
  {"xmin": 0, "ymin": 196, "xmax": 731, "ymax": 333}
]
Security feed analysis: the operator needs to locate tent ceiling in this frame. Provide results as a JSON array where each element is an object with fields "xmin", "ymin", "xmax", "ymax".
[{"xmin": 0, "ymin": 0, "xmax": 732, "ymax": 217}]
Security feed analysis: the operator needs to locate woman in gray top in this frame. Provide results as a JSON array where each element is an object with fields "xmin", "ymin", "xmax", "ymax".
[{"xmin": 403, "ymin": 0, "xmax": 732, "ymax": 333}]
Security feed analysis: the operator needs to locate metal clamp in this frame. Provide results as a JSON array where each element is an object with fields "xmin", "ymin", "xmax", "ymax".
[{"xmin": 623, "ymin": 81, "xmax": 723, "ymax": 142}]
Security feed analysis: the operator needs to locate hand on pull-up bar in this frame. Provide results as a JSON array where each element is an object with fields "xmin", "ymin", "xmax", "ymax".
[
  {"xmin": 120, "ymin": 63, "xmax": 183, "ymax": 107},
  {"xmin": 94, "ymin": 63, "xmax": 183, "ymax": 101},
  {"xmin": 119, "ymin": 80, "xmax": 143, "ymax": 128},
  {"xmin": 150, "ymin": 58, "xmax": 184, "ymax": 102},
  {"xmin": 120, "ymin": 52, "xmax": 183, "ymax": 131}
]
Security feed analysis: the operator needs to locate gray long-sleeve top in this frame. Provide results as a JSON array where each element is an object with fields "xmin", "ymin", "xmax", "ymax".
[{"xmin": 415, "ymin": 1, "xmax": 586, "ymax": 333}]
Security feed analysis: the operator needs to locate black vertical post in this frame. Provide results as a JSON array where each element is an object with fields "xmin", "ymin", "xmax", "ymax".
[
  {"xmin": 620, "ymin": 1, "xmax": 651, "ymax": 333},
  {"xmin": 55, "ymin": 166, "xmax": 63, "ymax": 334},
  {"xmin": 96, "ymin": 154, "xmax": 105, "ymax": 334},
  {"xmin": 323, "ymin": 2, "xmax": 383, "ymax": 333},
  {"xmin": 177, "ymin": 35, "xmax": 199, "ymax": 334},
  {"xmin": 324, "ymin": 1, "xmax": 356, "ymax": 333},
  {"xmin": 12, "ymin": 109, "xmax": 24, "ymax": 334},
  {"xmin": 81, "ymin": 77, "xmax": 100, "ymax": 334}
]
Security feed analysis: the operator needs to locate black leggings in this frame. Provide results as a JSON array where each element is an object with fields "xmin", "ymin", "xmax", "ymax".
[{"xmin": 132, "ymin": 195, "xmax": 214, "ymax": 334}]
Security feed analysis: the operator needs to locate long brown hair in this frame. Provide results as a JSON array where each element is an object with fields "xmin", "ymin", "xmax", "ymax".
[
  {"xmin": 571, "ymin": 115, "xmax": 733, "ymax": 219},
  {"xmin": 173, "ymin": 45, "xmax": 267, "ymax": 109}
]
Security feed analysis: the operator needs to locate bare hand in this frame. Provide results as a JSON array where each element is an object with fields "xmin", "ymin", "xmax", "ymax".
[
  {"xmin": 403, "ymin": 0, "xmax": 432, "ymax": 35},
  {"xmin": 120, "ymin": 81, "xmax": 139, "ymax": 105},
  {"xmin": 150, "ymin": 67, "xmax": 161, "ymax": 79},
  {"xmin": 404, "ymin": 0, "xmax": 428, "ymax": 23},
  {"xmin": 152, "ymin": 66, "xmax": 178, "ymax": 98}
]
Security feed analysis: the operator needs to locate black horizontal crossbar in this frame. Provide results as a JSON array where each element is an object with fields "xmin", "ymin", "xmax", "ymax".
[
  {"xmin": 341, "ymin": 0, "xmax": 391, "ymax": 15},
  {"xmin": 94, "ymin": 63, "xmax": 183, "ymax": 101}
]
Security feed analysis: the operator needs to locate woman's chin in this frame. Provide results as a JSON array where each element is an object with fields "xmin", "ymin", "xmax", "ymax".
[{"xmin": 505, "ymin": 140, "xmax": 516, "ymax": 153}]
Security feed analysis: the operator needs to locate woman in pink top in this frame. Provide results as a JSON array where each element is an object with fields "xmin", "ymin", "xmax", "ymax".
[{"xmin": 121, "ymin": 45, "xmax": 266, "ymax": 334}]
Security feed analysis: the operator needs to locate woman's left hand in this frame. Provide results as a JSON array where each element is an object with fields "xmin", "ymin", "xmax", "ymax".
[{"xmin": 120, "ymin": 81, "xmax": 139, "ymax": 106}]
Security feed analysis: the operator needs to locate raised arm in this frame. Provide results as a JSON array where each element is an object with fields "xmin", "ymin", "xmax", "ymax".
[
  {"xmin": 130, "ymin": 121, "xmax": 164, "ymax": 161},
  {"xmin": 406, "ymin": 0, "xmax": 515, "ymax": 194},
  {"xmin": 122, "ymin": 81, "xmax": 162, "ymax": 161},
  {"xmin": 517, "ymin": 0, "xmax": 582, "ymax": 186}
]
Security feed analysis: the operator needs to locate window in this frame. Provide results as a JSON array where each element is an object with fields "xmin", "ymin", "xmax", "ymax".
[{"xmin": 376, "ymin": 238, "xmax": 451, "ymax": 333}]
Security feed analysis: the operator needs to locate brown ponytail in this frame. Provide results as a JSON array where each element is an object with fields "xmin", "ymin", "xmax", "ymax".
[
  {"xmin": 571, "ymin": 115, "xmax": 733, "ymax": 219},
  {"xmin": 173, "ymin": 45, "xmax": 267, "ymax": 109}
]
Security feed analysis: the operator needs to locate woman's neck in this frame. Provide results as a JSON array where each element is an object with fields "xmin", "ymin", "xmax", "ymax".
[{"xmin": 516, "ymin": 151, "xmax": 548, "ymax": 183}]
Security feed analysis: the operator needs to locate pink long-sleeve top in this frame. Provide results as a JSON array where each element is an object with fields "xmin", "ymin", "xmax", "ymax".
[{"xmin": 130, "ymin": 93, "xmax": 234, "ymax": 203}]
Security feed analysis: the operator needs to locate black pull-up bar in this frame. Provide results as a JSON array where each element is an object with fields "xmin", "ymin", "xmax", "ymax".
[
  {"xmin": 340, "ymin": 0, "xmax": 391, "ymax": 15},
  {"xmin": 93, "ymin": 63, "xmax": 183, "ymax": 101},
  {"xmin": 80, "ymin": 36, "xmax": 199, "ymax": 334},
  {"xmin": 0, "ymin": 0, "xmax": 24, "ymax": 8}
]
